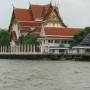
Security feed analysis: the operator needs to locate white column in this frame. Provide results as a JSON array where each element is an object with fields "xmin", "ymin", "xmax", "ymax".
[
  {"xmin": 27, "ymin": 44, "xmax": 29, "ymax": 53},
  {"xmin": 40, "ymin": 45, "xmax": 45, "ymax": 54},
  {"xmin": 4, "ymin": 46, "xmax": 6, "ymax": 54},
  {"xmin": 53, "ymin": 40, "xmax": 55, "ymax": 44},
  {"xmin": 18, "ymin": 45, "xmax": 20, "ymax": 54},
  {"xmin": 33, "ymin": 45, "xmax": 35, "ymax": 54},
  {"xmin": 2, "ymin": 46, "xmax": 4, "ymax": 53},
  {"xmin": 21, "ymin": 45, "xmax": 23, "ymax": 54},
  {"xmin": 30, "ymin": 45, "xmax": 32, "ymax": 53},
  {"xmin": 24, "ymin": 45, "xmax": 26, "ymax": 54}
]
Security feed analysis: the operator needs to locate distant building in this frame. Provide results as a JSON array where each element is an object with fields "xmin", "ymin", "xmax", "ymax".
[{"xmin": 9, "ymin": 3, "xmax": 80, "ymax": 53}]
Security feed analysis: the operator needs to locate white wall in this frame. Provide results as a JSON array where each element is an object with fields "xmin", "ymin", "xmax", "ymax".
[
  {"xmin": 45, "ymin": 22, "xmax": 63, "ymax": 28},
  {"xmin": 12, "ymin": 24, "xmax": 20, "ymax": 39}
]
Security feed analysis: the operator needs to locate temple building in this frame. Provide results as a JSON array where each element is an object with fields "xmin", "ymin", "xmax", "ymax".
[{"xmin": 9, "ymin": 2, "xmax": 80, "ymax": 53}]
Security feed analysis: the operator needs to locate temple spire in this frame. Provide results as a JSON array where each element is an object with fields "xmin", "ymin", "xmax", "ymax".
[
  {"xmin": 50, "ymin": 0, "xmax": 52, "ymax": 4},
  {"xmin": 53, "ymin": 0, "xmax": 60, "ymax": 8},
  {"xmin": 9, "ymin": 0, "xmax": 15, "ymax": 10},
  {"xmin": 28, "ymin": 0, "xmax": 32, "ymax": 9},
  {"xmin": 49, "ymin": 0, "xmax": 53, "ymax": 8},
  {"xmin": 57, "ymin": 0, "xmax": 61, "ymax": 9}
]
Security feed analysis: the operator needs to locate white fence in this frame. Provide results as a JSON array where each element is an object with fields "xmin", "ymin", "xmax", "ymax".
[{"xmin": 0, "ymin": 44, "xmax": 41, "ymax": 55}]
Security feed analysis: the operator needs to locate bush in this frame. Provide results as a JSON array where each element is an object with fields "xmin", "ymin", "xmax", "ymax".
[
  {"xmin": 73, "ymin": 27, "xmax": 90, "ymax": 45},
  {"xmin": 0, "ymin": 30, "xmax": 10, "ymax": 46},
  {"xmin": 19, "ymin": 34, "xmax": 37, "ymax": 45}
]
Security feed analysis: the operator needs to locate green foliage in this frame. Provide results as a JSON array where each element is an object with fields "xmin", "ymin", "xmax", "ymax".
[
  {"xmin": 19, "ymin": 34, "xmax": 37, "ymax": 45},
  {"xmin": 0, "ymin": 30, "xmax": 10, "ymax": 46},
  {"xmin": 73, "ymin": 27, "xmax": 90, "ymax": 45}
]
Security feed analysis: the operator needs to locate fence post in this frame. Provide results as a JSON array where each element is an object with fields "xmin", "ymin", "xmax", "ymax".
[
  {"xmin": 27, "ymin": 44, "xmax": 29, "ymax": 53},
  {"xmin": 30, "ymin": 45, "xmax": 32, "ymax": 53},
  {"xmin": 33, "ymin": 44, "xmax": 35, "ymax": 54}
]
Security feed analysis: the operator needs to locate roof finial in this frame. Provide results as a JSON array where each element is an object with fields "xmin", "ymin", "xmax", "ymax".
[
  {"xmin": 50, "ymin": 0, "xmax": 53, "ymax": 8},
  {"xmin": 57, "ymin": 0, "xmax": 60, "ymax": 8},
  {"xmin": 54, "ymin": 0, "xmax": 57, "ymax": 7},
  {"xmin": 9, "ymin": 0, "xmax": 15, "ymax": 10},
  {"xmin": 50, "ymin": 0, "xmax": 53, "ymax": 4},
  {"xmin": 28, "ymin": 0, "xmax": 32, "ymax": 9}
]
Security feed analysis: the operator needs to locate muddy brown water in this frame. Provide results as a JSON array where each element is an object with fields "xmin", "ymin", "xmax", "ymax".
[{"xmin": 0, "ymin": 59, "xmax": 90, "ymax": 90}]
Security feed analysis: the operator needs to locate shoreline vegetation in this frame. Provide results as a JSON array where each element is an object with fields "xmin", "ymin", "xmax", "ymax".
[{"xmin": 73, "ymin": 27, "xmax": 90, "ymax": 45}]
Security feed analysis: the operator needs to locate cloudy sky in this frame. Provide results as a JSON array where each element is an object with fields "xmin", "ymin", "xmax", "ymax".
[{"xmin": 0, "ymin": 0, "xmax": 90, "ymax": 29}]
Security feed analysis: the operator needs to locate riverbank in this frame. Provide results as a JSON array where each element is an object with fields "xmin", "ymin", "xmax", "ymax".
[{"xmin": 0, "ymin": 54, "xmax": 90, "ymax": 61}]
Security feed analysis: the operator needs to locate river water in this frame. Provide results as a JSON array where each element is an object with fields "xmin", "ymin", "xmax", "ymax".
[{"xmin": 0, "ymin": 59, "xmax": 90, "ymax": 90}]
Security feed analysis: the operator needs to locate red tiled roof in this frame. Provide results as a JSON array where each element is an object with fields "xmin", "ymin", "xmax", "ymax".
[
  {"xmin": 14, "ymin": 9, "xmax": 33, "ymax": 21},
  {"xmin": 14, "ymin": 4, "xmax": 53, "ymax": 21},
  {"xmin": 44, "ymin": 4, "xmax": 53, "ymax": 20},
  {"xmin": 32, "ymin": 4, "xmax": 53, "ymax": 18},
  {"xmin": 44, "ymin": 27, "xmax": 81, "ymax": 37},
  {"xmin": 11, "ymin": 4, "xmax": 66, "ymax": 31},
  {"xmin": 18, "ymin": 22, "xmax": 41, "ymax": 27},
  {"xmin": 18, "ymin": 27, "xmax": 31, "ymax": 31},
  {"xmin": 32, "ymin": 5, "xmax": 45, "ymax": 18}
]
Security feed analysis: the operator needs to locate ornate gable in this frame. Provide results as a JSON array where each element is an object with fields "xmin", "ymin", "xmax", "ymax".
[
  {"xmin": 43, "ymin": 6, "xmax": 66, "ymax": 28},
  {"xmin": 48, "ymin": 10, "xmax": 60, "ymax": 22}
]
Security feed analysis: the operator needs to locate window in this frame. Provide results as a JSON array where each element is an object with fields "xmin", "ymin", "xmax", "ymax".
[
  {"xmin": 55, "ymin": 40, "xmax": 59, "ymax": 43},
  {"xmin": 48, "ymin": 40, "xmax": 53, "ymax": 43}
]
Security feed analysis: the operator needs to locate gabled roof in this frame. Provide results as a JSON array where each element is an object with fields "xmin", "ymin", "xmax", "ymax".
[
  {"xmin": 14, "ymin": 4, "xmax": 53, "ymax": 21},
  {"xmin": 32, "ymin": 5, "xmax": 46, "ymax": 18},
  {"xmin": 9, "ymin": 4, "xmax": 67, "ymax": 31},
  {"xmin": 14, "ymin": 9, "xmax": 33, "ymax": 21},
  {"xmin": 44, "ymin": 27, "xmax": 81, "ymax": 38},
  {"xmin": 18, "ymin": 21, "xmax": 41, "ymax": 27},
  {"xmin": 18, "ymin": 21, "xmax": 41, "ymax": 31}
]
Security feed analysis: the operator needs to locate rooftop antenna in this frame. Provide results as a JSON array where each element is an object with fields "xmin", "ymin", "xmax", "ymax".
[{"xmin": 28, "ymin": 0, "xmax": 32, "ymax": 9}]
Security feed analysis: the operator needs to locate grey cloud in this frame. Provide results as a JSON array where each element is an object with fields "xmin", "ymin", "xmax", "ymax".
[
  {"xmin": 0, "ymin": 0, "xmax": 90, "ymax": 28},
  {"xmin": 61, "ymin": 0, "xmax": 90, "ymax": 28}
]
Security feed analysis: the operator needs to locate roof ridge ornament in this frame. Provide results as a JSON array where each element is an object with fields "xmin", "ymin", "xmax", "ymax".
[
  {"xmin": 52, "ymin": 0, "xmax": 60, "ymax": 8},
  {"xmin": 28, "ymin": 0, "xmax": 32, "ymax": 9},
  {"xmin": 9, "ymin": 0, "xmax": 15, "ymax": 10},
  {"xmin": 57, "ymin": 0, "xmax": 61, "ymax": 9},
  {"xmin": 50, "ymin": 0, "xmax": 53, "ymax": 5}
]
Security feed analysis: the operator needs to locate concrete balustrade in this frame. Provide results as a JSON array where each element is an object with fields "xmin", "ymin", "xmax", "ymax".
[{"xmin": 0, "ymin": 44, "xmax": 41, "ymax": 55}]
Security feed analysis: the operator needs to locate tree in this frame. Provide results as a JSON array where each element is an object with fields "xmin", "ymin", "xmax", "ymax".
[
  {"xmin": 73, "ymin": 27, "xmax": 90, "ymax": 45},
  {"xmin": 0, "ymin": 30, "xmax": 10, "ymax": 46},
  {"xmin": 19, "ymin": 34, "xmax": 37, "ymax": 45}
]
